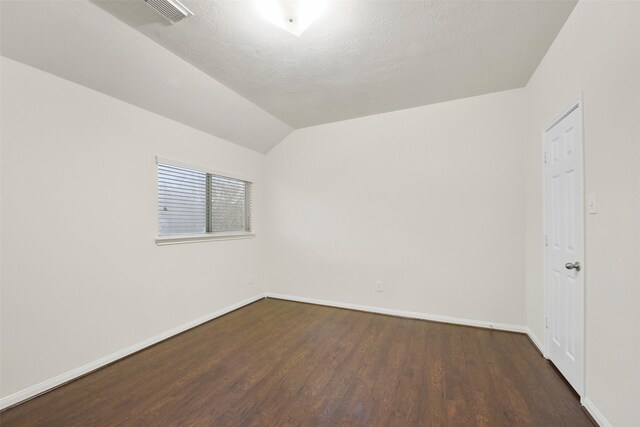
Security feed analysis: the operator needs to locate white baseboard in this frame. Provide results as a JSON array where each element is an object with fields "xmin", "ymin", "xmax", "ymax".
[
  {"xmin": 582, "ymin": 397, "xmax": 611, "ymax": 427},
  {"xmin": 525, "ymin": 328, "xmax": 546, "ymax": 357},
  {"xmin": 265, "ymin": 292, "xmax": 527, "ymax": 334},
  {"xmin": 523, "ymin": 332, "xmax": 611, "ymax": 427},
  {"xmin": 0, "ymin": 293, "xmax": 267, "ymax": 411}
]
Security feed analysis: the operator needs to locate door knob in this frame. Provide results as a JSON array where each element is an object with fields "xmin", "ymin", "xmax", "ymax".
[{"xmin": 565, "ymin": 261, "xmax": 581, "ymax": 272}]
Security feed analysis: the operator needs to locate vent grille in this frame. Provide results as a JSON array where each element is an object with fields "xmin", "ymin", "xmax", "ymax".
[{"xmin": 145, "ymin": 0, "xmax": 193, "ymax": 23}]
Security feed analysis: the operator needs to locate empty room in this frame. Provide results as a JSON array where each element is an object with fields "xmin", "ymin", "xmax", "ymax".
[{"xmin": 1, "ymin": 0, "xmax": 639, "ymax": 425}]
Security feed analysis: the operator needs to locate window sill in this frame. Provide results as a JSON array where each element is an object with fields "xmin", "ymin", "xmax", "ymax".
[{"xmin": 156, "ymin": 232, "xmax": 255, "ymax": 246}]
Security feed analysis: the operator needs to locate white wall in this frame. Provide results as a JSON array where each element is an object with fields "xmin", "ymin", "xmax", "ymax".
[
  {"xmin": 0, "ymin": 57, "xmax": 265, "ymax": 398},
  {"xmin": 3, "ymin": 3, "xmax": 639, "ymax": 424},
  {"xmin": 264, "ymin": 89, "xmax": 526, "ymax": 326},
  {"xmin": 524, "ymin": 2, "xmax": 640, "ymax": 425}
]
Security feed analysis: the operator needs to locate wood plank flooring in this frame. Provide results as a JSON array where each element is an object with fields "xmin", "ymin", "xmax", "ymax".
[{"xmin": 1, "ymin": 298, "xmax": 594, "ymax": 426}]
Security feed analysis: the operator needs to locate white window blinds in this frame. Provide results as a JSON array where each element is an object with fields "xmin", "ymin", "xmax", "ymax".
[{"xmin": 158, "ymin": 161, "xmax": 252, "ymax": 237}]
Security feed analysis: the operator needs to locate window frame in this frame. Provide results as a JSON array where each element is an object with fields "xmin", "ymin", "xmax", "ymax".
[{"xmin": 155, "ymin": 156, "xmax": 255, "ymax": 246}]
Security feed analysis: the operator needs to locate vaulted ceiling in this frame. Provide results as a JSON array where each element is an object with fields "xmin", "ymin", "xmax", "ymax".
[{"xmin": 1, "ymin": 0, "xmax": 577, "ymax": 153}]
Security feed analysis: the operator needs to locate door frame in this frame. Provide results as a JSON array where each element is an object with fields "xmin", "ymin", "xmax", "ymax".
[{"xmin": 541, "ymin": 94, "xmax": 586, "ymax": 400}]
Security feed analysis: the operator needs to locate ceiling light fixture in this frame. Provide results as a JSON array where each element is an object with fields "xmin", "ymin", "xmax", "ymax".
[{"xmin": 256, "ymin": 0, "xmax": 327, "ymax": 37}]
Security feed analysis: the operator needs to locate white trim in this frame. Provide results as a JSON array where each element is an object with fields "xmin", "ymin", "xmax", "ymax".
[
  {"xmin": 0, "ymin": 293, "xmax": 267, "ymax": 410},
  {"xmin": 542, "ymin": 95, "xmax": 586, "ymax": 398},
  {"xmin": 155, "ymin": 155, "xmax": 254, "ymax": 183},
  {"xmin": 544, "ymin": 102, "xmax": 580, "ymax": 132},
  {"xmin": 525, "ymin": 328, "xmax": 547, "ymax": 358},
  {"xmin": 265, "ymin": 293, "xmax": 527, "ymax": 334},
  {"xmin": 582, "ymin": 397, "xmax": 612, "ymax": 427},
  {"xmin": 156, "ymin": 232, "xmax": 255, "ymax": 245}
]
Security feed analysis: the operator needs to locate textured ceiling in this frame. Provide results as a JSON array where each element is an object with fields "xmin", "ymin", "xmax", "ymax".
[
  {"xmin": 0, "ymin": 0, "xmax": 292, "ymax": 153},
  {"xmin": 1, "ymin": 0, "xmax": 577, "ymax": 152},
  {"xmin": 99, "ymin": 0, "xmax": 577, "ymax": 128}
]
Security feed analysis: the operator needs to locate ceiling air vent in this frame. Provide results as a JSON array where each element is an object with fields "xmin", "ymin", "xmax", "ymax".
[{"xmin": 144, "ymin": 0, "xmax": 193, "ymax": 24}]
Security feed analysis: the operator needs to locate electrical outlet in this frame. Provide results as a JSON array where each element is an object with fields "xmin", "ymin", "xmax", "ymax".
[{"xmin": 376, "ymin": 281, "xmax": 383, "ymax": 292}]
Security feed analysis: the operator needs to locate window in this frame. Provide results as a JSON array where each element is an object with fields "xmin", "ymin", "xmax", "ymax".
[{"xmin": 157, "ymin": 159, "xmax": 253, "ymax": 244}]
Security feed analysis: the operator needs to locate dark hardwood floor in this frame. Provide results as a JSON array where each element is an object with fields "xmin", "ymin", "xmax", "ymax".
[{"xmin": 1, "ymin": 298, "xmax": 594, "ymax": 426}]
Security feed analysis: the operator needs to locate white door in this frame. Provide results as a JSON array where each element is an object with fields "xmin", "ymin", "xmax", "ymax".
[{"xmin": 544, "ymin": 103, "xmax": 585, "ymax": 396}]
